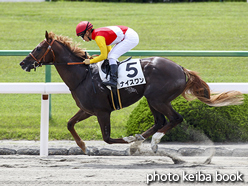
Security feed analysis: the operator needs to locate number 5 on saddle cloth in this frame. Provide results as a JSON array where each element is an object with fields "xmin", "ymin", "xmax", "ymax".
[{"xmin": 97, "ymin": 57, "xmax": 146, "ymax": 110}]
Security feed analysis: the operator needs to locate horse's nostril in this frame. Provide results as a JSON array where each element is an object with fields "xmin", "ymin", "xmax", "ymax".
[{"xmin": 20, "ymin": 61, "xmax": 25, "ymax": 66}]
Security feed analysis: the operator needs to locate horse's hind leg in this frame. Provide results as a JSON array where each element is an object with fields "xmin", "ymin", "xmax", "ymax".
[
  {"xmin": 150, "ymin": 103, "xmax": 183, "ymax": 153},
  {"xmin": 67, "ymin": 109, "xmax": 92, "ymax": 154},
  {"xmin": 129, "ymin": 102, "xmax": 167, "ymax": 154},
  {"xmin": 96, "ymin": 110, "xmax": 165, "ymax": 155},
  {"xmin": 141, "ymin": 102, "xmax": 167, "ymax": 139}
]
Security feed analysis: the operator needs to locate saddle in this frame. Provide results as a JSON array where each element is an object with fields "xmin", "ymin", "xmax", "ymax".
[
  {"xmin": 101, "ymin": 57, "xmax": 132, "ymax": 110},
  {"xmin": 101, "ymin": 57, "xmax": 132, "ymax": 79}
]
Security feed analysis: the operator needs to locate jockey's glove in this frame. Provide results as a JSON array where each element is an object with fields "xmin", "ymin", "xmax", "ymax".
[{"xmin": 83, "ymin": 59, "xmax": 90, "ymax": 65}]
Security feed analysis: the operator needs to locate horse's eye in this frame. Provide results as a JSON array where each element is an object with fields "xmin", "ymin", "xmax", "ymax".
[{"xmin": 37, "ymin": 47, "xmax": 41, "ymax": 51}]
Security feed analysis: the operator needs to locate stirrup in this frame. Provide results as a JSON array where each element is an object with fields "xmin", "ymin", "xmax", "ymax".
[{"xmin": 103, "ymin": 80, "xmax": 117, "ymax": 88}]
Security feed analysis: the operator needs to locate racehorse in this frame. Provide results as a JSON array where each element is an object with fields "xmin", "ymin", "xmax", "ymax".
[{"xmin": 20, "ymin": 31, "xmax": 243, "ymax": 154}]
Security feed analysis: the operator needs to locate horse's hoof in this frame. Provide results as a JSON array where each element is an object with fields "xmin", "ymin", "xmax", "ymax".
[
  {"xmin": 86, "ymin": 146, "xmax": 99, "ymax": 156},
  {"xmin": 135, "ymin": 134, "xmax": 145, "ymax": 141},
  {"xmin": 151, "ymin": 132, "xmax": 164, "ymax": 153},
  {"xmin": 85, "ymin": 148, "xmax": 90, "ymax": 155},
  {"xmin": 151, "ymin": 144, "xmax": 158, "ymax": 153},
  {"xmin": 123, "ymin": 136, "xmax": 136, "ymax": 143}
]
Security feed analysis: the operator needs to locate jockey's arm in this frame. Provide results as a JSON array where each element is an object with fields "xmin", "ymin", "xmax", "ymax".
[
  {"xmin": 107, "ymin": 45, "xmax": 112, "ymax": 54},
  {"xmin": 90, "ymin": 36, "xmax": 111, "ymax": 64}
]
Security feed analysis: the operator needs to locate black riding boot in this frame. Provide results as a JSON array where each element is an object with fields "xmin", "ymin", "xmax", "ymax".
[{"xmin": 103, "ymin": 64, "xmax": 118, "ymax": 88}]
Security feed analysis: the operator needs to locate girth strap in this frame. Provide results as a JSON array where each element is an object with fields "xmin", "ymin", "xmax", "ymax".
[{"xmin": 110, "ymin": 88, "xmax": 122, "ymax": 110}]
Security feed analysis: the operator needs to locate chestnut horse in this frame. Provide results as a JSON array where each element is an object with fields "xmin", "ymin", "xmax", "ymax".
[{"xmin": 20, "ymin": 31, "xmax": 242, "ymax": 154}]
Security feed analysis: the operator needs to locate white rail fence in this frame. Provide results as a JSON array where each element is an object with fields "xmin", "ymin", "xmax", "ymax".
[
  {"xmin": 1, "ymin": 82, "xmax": 248, "ymax": 156},
  {"xmin": 0, "ymin": 83, "xmax": 69, "ymax": 157}
]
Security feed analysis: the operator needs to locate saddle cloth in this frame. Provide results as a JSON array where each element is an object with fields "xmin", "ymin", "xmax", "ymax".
[{"xmin": 96, "ymin": 58, "xmax": 146, "ymax": 90}]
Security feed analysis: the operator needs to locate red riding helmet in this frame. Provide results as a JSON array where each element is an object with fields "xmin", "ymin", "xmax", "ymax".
[{"xmin": 76, "ymin": 21, "xmax": 93, "ymax": 36}]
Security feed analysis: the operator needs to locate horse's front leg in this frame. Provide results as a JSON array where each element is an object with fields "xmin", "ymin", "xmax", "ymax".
[
  {"xmin": 97, "ymin": 111, "xmax": 133, "ymax": 144},
  {"xmin": 67, "ymin": 109, "xmax": 92, "ymax": 154}
]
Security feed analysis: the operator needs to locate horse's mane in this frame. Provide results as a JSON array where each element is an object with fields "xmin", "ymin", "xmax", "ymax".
[{"xmin": 48, "ymin": 31, "xmax": 90, "ymax": 59}]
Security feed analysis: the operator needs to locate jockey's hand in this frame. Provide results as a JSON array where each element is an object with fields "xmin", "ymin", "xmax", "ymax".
[{"xmin": 83, "ymin": 59, "xmax": 90, "ymax": 65}]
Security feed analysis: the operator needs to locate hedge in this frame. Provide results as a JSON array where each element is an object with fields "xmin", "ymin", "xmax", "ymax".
[{"xmin": 126, "ymin": 95, "xmax": 248, "ymax": 142}]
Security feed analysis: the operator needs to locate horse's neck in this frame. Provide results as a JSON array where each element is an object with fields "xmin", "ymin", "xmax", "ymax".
[{"xmin": 54, "ymin": 54, "xmax": 87, "ymax": 91}]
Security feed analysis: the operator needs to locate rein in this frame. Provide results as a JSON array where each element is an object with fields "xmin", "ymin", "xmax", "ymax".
[
  {"xmin": 30, "ymin": 39, "xmax": 86, "ymax": 67},
  {"xmin": 30, "ymin": 39, "xmax": 95, "ymax": 93}
]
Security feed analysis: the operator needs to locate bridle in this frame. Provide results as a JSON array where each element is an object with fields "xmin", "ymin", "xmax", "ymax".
[
  {"xmin": 30, "ymin": 39, "xmax": 56, "ymax": 69},
  {"xmin": 28, "ymin": 38, "xmax": 95, "ymax": 93},
  {"xmin": 29, "ymin": 39, "xmax": 87, "ymax": 69}
]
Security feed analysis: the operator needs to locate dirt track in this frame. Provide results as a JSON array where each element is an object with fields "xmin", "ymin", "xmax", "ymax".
[
  {"xmin": 1, "ymin": 140, "xmax": 248, "ymax": 185},
  {"xmin": 0, "ymin": 155, "xmax": 248, "ymax": 186}
]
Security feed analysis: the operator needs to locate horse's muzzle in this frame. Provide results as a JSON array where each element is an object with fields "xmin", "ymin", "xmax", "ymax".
[{"xmin": 20, "ymin": 61, "xmax": 31, "ymax": 72}]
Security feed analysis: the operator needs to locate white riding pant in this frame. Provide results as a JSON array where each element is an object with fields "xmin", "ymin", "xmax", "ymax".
[{"xmin": 108, "ymin": 28, "xmax": 139, "ymax": 65}]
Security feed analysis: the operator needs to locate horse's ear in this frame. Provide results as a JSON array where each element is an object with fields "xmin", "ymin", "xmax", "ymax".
[{"xmin": 45, "ymin": 31, "xmax": 49, "ymax": 41}]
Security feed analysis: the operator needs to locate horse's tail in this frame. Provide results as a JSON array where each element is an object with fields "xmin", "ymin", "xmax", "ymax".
[{"xmin": 181, "ymin": 68, "xmax": 243, "ymax": 107}]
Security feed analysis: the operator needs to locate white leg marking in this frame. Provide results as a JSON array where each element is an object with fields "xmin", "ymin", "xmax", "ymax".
[
  {"xmin": 123, "ymin": 136, "xmax": 136, "ymax": 143},
  {"xmin": 151, "ymin": 132, "xmax": 165, "ymax": 153}
]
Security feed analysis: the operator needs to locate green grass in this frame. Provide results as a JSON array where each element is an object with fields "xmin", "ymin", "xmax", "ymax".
[
  {"xmin": 0, "ymin": 2, "xmax": 248, "ymax": 140},
  {"xmin": 0, "ymin": 93, "xmax": 138, "ymax": 140}
]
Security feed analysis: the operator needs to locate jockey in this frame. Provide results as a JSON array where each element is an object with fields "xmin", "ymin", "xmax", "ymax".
[{"xmin": 76, "ymin": 21, "xmax": 139, "ymax": 88}]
